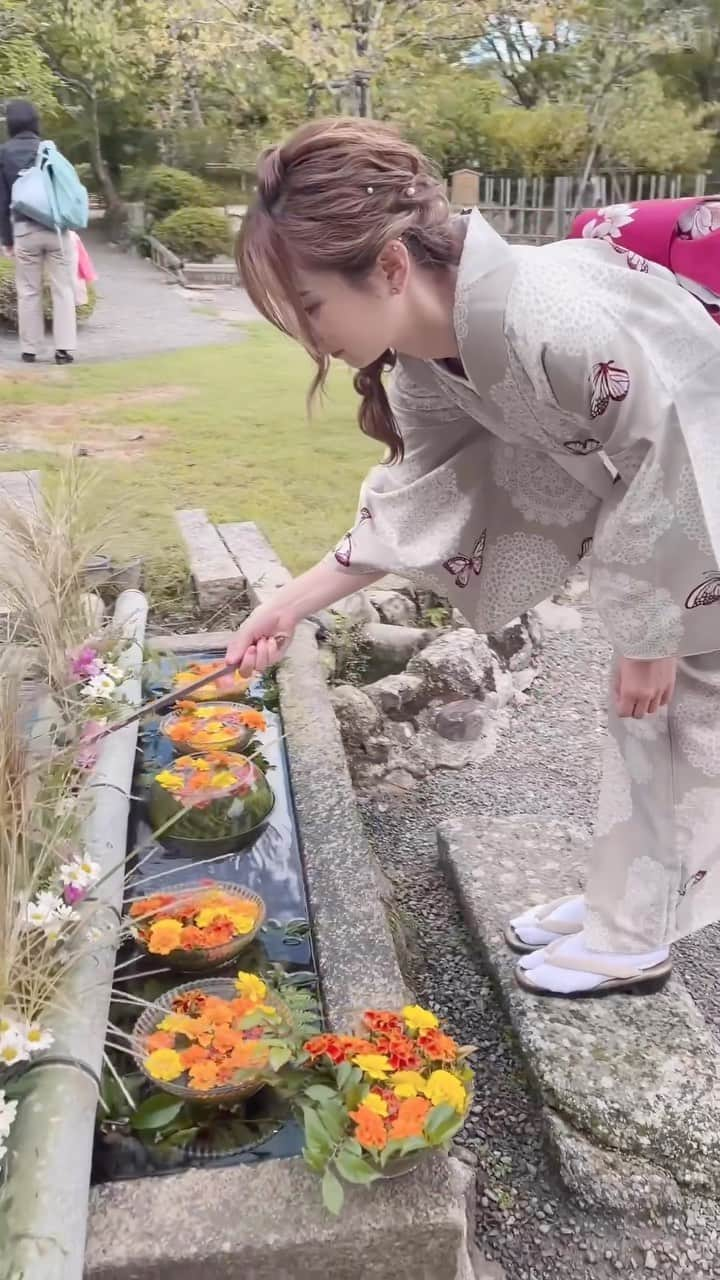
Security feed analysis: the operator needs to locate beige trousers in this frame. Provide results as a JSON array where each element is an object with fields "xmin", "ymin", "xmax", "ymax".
[
  {"xmin": 585, "ymin": 651, "xmax": 720, "ymax": 952},
  {"xmin": 13, "ymin": 221, "xmax": 77, "ymax": 355}
]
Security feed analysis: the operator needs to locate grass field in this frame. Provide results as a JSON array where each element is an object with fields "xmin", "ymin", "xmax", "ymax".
[{"xmin": 0, "ymin": 325, "xmax": 379, "ymax": 601}]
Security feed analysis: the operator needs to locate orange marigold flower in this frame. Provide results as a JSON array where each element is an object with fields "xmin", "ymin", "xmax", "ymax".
[
  {"xmin": 363, "ymin": 1010, "xmax": 404, "ymax": 1035},
  {"xmin": 147, "ymin": 918, "xmax": 183, "ymax": 955},
  {"xmin": 388, "ymin": 1096, "xmax": 431, "ymax": 1141},
  {"xmin": 202, "ymin": 996, "xmax": 235, "ymax": 1026},
  {"xmin": 303, "ymin": 1034, "xmax": 342, "ymax": 1062},
  {"xmin": 349, "ymin": 1104, "xmax": 388, "ymax": 1151},
  {"xmin": 179, "ymin": 925, "xmax": 206, "ymax": 950},
  {"xmin": 230, "ymin": 997, "xmax": 257, "ymax": 1020},
  {"xmin": 212, "ymin": 1025, "xmax": 244, "ymax": 1055},
  {"xmin": 129, "ymin": 893, "xmax": 173, "ymax": 919},
  {"xmin": 180, "ymin": 1044, "xmax": 209, "ymax": 1068},
  {"xmin": 185, "ymin": 1015, "xmax": 215, "ymax": 1047},
  {"xmin": 146, "ymin": 1030, "xmax": 175, "ymax": 1053},
  {"xmin": 338, "ymin": 1036, "xmax": 377, "ymax": 1060},
  {"xmin": 239, "ymin": 709, "xmax": 267, "ymax": 732},
  {"xmin": 202, "ymin": 920, "xmax": 235, "ymax": 947},
  {"xmin": 172, "ymin": 989, "xmax": 207, "ymax": 1017},
  {"xmin": 215, "ymin": 1059, "xmax": 235, "ymax": 1084},
  {"xmin": 229, "ymin": 1041, "xmax": 270, "ymax": 1070},
  {"xmin": 375, "ymin": 1032, "xmax": 422, "ymax": 1072},
  {"xmin": 188, "ymin": 1059, "xmax": 219, "ymax": 1091},
  {"xmin": 418, "ymin": 1029, "xmax": 459, "ymax": 1062}
]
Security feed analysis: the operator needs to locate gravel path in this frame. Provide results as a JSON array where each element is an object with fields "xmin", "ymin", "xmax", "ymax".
[
  {"xmin": 359, "ymin": 599, "xmax": 720, "ymax": 1279},
  {"xmin": 0, "ymin": 228, "xmax": 258, "ymax": 367}
]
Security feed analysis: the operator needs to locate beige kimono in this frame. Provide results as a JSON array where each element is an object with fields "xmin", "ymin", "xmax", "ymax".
[{"xmin": 329, "ymin": 211, "xmax": 720, "ymax": 952}]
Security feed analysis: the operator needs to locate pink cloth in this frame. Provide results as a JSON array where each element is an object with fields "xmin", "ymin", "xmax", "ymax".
[
  {"xmin": 74, "ymin": 233, "xmax": 97, "ymax": 283},
  {"xmin": 568, "ymin": 197, "xmax": 720, "ymax": 323}
]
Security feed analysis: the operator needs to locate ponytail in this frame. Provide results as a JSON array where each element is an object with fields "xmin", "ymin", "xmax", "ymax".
[{"xmin": 354, "ymin": 350, "xmax": 404, "ymax": 463}]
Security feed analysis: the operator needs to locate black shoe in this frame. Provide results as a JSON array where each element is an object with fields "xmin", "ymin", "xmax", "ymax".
[
  {"xmin": 21, "ymin": 352, "xmax": 36, "ymax": 363},
  {"xmin": 55, "ymin": 350, "xmax": 74, "ymax": 365}
]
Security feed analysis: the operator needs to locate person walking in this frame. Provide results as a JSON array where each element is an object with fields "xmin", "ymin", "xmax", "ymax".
[
  {"xmin": 223, "ymin": 118, "xmax": 720, "ymax": 1000},
  {"xmin": 0, "ymin": 100, "xmax": 76, "ymax": 365}
]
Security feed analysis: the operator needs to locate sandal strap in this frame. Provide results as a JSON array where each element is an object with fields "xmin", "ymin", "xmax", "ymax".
[
  {"xmin": 532, "ymin": 895, "xmax": 583, "ymax": 935},
  {"xmin": 539, "ymin": 939, "xmax": 647, "ymax": 981}
]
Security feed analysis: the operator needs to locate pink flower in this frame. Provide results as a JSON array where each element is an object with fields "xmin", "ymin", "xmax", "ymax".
[
  {"xmin": 63, "ymin": 883, "xmax": 86, "ymax": 905},
  {"xmin": 70, "ymin": 646, "xmax": 102, "ymax": 679},
  {"xmin": 75, "ymin": 718, "xmax": 107, "ymax": 770}
]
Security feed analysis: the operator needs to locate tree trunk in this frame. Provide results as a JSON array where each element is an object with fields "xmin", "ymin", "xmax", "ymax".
[
  {"xmin": 188, "ymin": 86, "xmax": 205, "ymax": 129},
  {"xmin": 86, "ymin": 92, "xmax": 125, "ymax": 232}
]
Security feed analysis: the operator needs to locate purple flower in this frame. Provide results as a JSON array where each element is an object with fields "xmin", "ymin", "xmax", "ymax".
[
  {"xmin": 75, "ymin": 718, "xmax": 107, "ymax": 770},
  {"xmin": 70, "ymin": 646, "xmax": 102, "ymax": 679},
  {"xmin": 63, "ymin": 884, "xmax": 86, "ymax": 906}
]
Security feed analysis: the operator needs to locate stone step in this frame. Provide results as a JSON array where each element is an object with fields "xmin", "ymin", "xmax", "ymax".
[
  {"xmin": 174, "ymin": 508, "xmax": 245, "ymax": 609},
  {"xmin": 438, "ymin": 815, "xmax": 720, "ymax": 1213},
  {"xmin": 218, "ymin": 520, "xmax": 292, "ymax": 605}
]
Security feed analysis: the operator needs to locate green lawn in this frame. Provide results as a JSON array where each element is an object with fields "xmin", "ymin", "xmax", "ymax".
[{"xmin": 0, "ymin": 326, "xmax": 379, "ymax": 600}]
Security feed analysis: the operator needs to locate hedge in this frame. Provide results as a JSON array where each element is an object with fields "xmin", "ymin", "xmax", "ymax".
[
  {"xmin": 153, "ymin": 206, "xmax": 232, "ymax": 263},
  {"xmin": 0, "ymin": 257, "xmax": 97, "ymax": 329}
]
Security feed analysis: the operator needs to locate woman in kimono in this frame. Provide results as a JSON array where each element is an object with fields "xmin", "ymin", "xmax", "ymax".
[{"xmin": 225, "ymin": 118, "xmax": 720, "ymax": 999}]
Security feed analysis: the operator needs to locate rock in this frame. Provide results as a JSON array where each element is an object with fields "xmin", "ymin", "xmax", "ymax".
[
  {"xmin": 332, "ymin": 591, "xmax": 380, "ymax": 625},
  {"xmin": 488, "ymin": 615, "xmax": 537, "ymax": 672},
  {"xmin": 364, "ymin": 623, "xmax": 435, "ymax": 676},
  {"xmin": 364, "ymin": 673, "xmax": 425, "ymax": 717},
  {"xmin": 451, "ymin": 608, "xmax": 471, "ymax": 629},
  {"xmin": 533, "ymin": 599, "xmax": 583, "ymax": 634},
  {"xmin": 381, "ymin": 768, "xmax": 419, "ymax": 792},
  {"xmin": 375, "ymin": 574, "xmax": 417, "ymax": 598},
  {"xmin": 329, "ymin": 684, "xmax": 384, "ymax": 748},
  {"xmin": 433, "ymin": 699, "xmax": 486, "ymax": 742},
  {"xmin": 645, "ymin": 1251, "xmax": 658, "ymax": 1270},
  {"xmin": 367, "ymin": 589, "xmax": 418, "ymax": 627},
  {"xmin": 407, "ymin": 630, "xmax": 514, "ymax": 709}
]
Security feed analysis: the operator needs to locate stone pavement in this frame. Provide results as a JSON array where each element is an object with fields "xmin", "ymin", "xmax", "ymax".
[{"xmin": 0, "ymin": 228, "xmax": 259, "ymax": 367}]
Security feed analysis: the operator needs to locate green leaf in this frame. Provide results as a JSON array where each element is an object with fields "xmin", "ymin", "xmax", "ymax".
[
  {"xmin": 305, "ymin": 1084, "xmax": 338, "ymax": 1103},
  {"xmin": 399, "ymin": 1136, "xmax": 429, "ymax": 1157},
  {"xmin": 269, "ymin": 1046, "xmax": 292, "ymax": 1071},
  {"xmin": 302, "ymin": 1106, "xmax": 333, "ymax": 1157},
  {"xmin": 318, "ymin": 1099, "xmax": 348, "ymax": 1144},
  {"xmin": 303, "ymin": 1145, "xmax": 327, "ymax": 1174},
  {"xmin": 336, "ymin": 1147, "xmax": 379, "ymax": 1185},
  {"xmin": 130, "ymin": 1094, "xmax": 185, "ymax": 1132},
  {"xmin": 425, "ymin": 1104, "xmax": 463, "ymax": 1147},
  {"xmin": 336, "ymin": 1062, "xmax": 353, "ymax": 1090},
  {"xmin": 157, "ymin": 1125, "xmax": 200, "ymax": 1149},
  {"xmin": 322, "ymin": 1167, "xmax": 344, "ymax": 1216}
]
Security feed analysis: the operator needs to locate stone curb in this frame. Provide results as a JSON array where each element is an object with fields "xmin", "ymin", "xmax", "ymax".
[{"xmin": 438, "ymin": 815, "xmax": 720, "ymax": 1211}]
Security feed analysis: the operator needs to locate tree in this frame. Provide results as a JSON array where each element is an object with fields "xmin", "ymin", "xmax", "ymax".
[
  {"xmin": 0, "ymin": 2, "xmax": 58, "ymax": 112},
  {"xmin": 198, "ymin": 0, "xmax": 492, "ymax": 117}
]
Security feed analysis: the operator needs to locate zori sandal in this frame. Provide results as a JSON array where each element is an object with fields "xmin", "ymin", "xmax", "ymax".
[
  {"xmin": 514, "ymin": 938, "xmax": 672, "ymax": 999},
  {"xmin": 504, "ymin": 894, "xmax": 584, "ymax": 955}
]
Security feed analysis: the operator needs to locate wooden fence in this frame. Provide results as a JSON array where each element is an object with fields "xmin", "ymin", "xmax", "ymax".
[{"xmin": 449, "ymin": 171, "xmax": 715, "ymax": 244}]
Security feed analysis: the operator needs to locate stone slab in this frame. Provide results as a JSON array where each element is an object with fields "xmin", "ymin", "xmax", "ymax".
[
  {"xmin": 218, "ymin": 520, "xmax": 292, "ymax": 605},
  {"xmin": 0, "ymin": 468, "xmax": 41, "ymax": 513},
  {"xmin": 438, "ymin": 815, "xmax": 720, "ymax": 1201},
  {"xmin": 85, "ymin": 1139, "xmax": 477, "ymax": 1280},
  {"xmin": 174, "ymin": 508, "xmax": 245, "ymax": 610},
  {"xmin": 147, "ymin": 629, "xmax": 234, "ymax": 653}
]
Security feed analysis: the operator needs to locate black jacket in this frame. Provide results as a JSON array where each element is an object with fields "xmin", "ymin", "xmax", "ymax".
[{"xmin": 0, "ymin": 131, "xmax": 40, "ymax": 246}]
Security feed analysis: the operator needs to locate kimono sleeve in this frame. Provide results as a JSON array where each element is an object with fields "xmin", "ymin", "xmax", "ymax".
[
  {"xmin": 507, "ymin": 247, "xmax": 720, "ymax": 658},
  {"xmin": 324, "ymin": 361, "xmax": 484, "ymax": 582}
]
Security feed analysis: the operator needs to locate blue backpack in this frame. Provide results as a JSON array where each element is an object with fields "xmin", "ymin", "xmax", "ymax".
[{"xmin": 11, "ymin": 141, "xmax": 89, "ymax": 233}]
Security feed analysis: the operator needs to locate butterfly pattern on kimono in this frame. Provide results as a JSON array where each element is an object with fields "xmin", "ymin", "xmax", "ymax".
[
  {"xmin": 443, "ymin": 529, "xmax": 487, "ymax": 588},
  {"xmin": 590, "ymin": 361, "xmax": 631, "ymax": 419},
  {"xmin": 334, "ymin": 507, "xmax": 372, "ymax": 568},
  {"xmin": 678, "ymin": 869, "xmax": 708, "ymax": 897},
  {"xmin": 685, "ymin": 572, "xmax": 720, "ymax": 610}
]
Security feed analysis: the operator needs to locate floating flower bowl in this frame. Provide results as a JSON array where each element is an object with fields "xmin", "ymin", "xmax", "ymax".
[
  {"xmin": 149, "ymin": 752, "xmax": 275, "ymax": 858},
  {"xmin": 160, "ymin": 702, "xmax": 262, "ymax": 755},
  {"xmin": 171, "ymin": 662, "xmax": 251, "ymax": 704},
  {"xmin": 128, "ymin": 882, "xmax": 266, "ymax": 973},
  {"xmin": 132, "ymin": 977, "xmax": 283, "ymax": 1105}
]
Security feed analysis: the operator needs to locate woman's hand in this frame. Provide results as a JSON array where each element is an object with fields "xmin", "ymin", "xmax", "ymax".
[
  {"xmin": 614, "ymin": 656, "xmax": 677, "ymax": 718},
  {"xmin": 223, "ymin": 601, "xmax": 298, "ymax": 678}
]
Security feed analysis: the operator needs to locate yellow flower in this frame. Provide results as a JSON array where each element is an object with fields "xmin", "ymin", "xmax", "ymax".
[
  {"xmin": 391, "ymin": 1070, "xmax": 427, "ymax": 1099},
  {"xmin": 195, "ymin": 906, "xmax": 228, "ymax": 928},
  {"xmin": 195, "ymin": 708, "xmax": 217, "ymax": 719},
  {"xmin": 234, "ymin": 972, "xmax": 267, "ymax": 1002},
  {"xmin": 212, "ymin": 770, "xmax": 238, "ymax": 789},
  {"xmin": 402, "ymin": 1004, "xmax": 439, "ymax": 1032},
  {"xmin": 362, "ymin": 1091, "xmax": 388, "ymax": 1117},
  {"xmin": 144, "ymin": 1048, "xmax": 183, "ymax": 1082},
  {"xmin": 158, "ymin": 1012, "xmax": 194, "ymax": 1035},
  {"xmin": 193, "ymin": 758, "xmax": 211, "ymax": 770},
  {"xmin": 422, "ymin": 1070, "xmax": 467, "ymax": 1114},
  {"xmin": 147, "ymin": 918, "xmax": 183, "ymax": 955},
  {"xmin": 227, "ymin": 910, "xmax": 256, "ymax": 934},
  {"xmin": 353, "ymin": 1053, "xmax": 391, "ymax": 1080},
  {"xmin": 155, "ymin": 770, "xmax": 184, "ymax": 793}
]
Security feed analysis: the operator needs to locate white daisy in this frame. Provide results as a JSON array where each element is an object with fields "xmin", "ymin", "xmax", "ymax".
[
  {"xmin": 0, "ymin": 1030, "xmax": 29, "ymax": 1067},
  {"xmin": 84, "ymin": 674, "xmax": 116, "ymax": 699},
  {"xmin": 100, "ymin": 663, "xmax": 125, "ymax": 683},
  {"xmin": 0, "ymin": 1012, "xmax": 20, "ymax": 1039},
  {"xmin": 59, "ymin": 856, "xmax": 100, "ymax": 889},
  {"xmin": 23, "ymin": 1023, "xmax": 54, "ymax": 1055},
  {"xmin": 23, "ymin": 893, "xmax": 64, "ymax": 928}
]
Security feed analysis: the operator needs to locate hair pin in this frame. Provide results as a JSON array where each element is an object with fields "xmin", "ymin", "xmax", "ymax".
[
  {"xmin": 366, "ymin": 185, "xmax": 374, "ymax": 194},
  {"xmin": 406, "ymin": 185, "xmax": 416, "ymax": 196}
]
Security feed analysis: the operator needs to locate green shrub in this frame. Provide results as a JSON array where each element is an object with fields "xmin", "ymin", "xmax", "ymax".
[
  {"xmin": 153, "ymin": 206, "xmax": 231, "ymax": 263},
  {"xmin": 0, "ymin": 257, "xmax": 97, "ymax": 329},
  {"xmin": 143, "ymin": 166, "xmax": 223, "ymax": 218}
]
